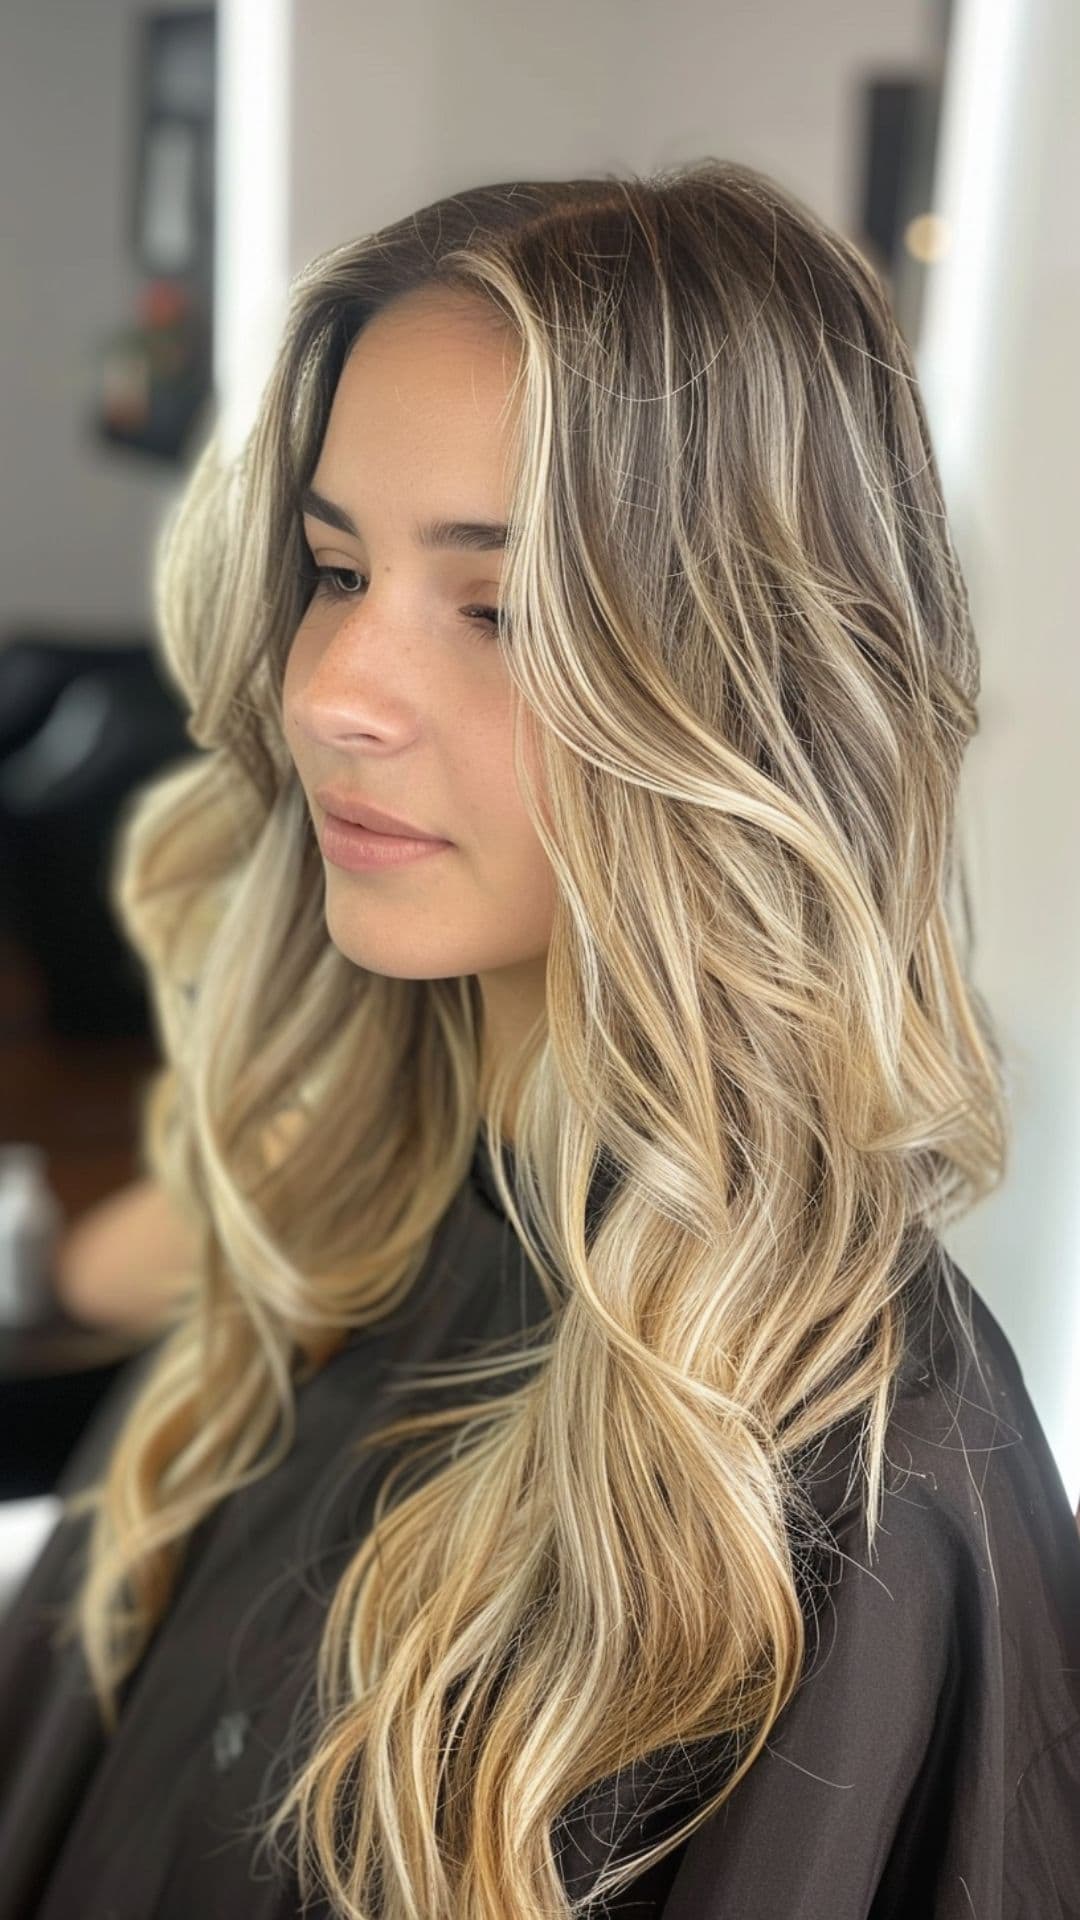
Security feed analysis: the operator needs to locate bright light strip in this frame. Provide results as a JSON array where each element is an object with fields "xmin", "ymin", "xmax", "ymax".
[
  {"xmin": 213, "ymin": 0, "xmax": 292, "ymax": 460},
  {"xmin": 916, "ymin": 0, "xmax": 1027, "ymax": 509}
]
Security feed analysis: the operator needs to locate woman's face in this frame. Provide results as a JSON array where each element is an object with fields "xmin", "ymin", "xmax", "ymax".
[{"xmin": 283, "ymin": 286, "xmax": 556, "ymax": 1046}]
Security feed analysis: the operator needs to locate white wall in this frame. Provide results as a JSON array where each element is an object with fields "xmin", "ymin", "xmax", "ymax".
[
  {"xmin": 0, "ymin": 0, "xmax": 205, "ymax": 640},
  {"xmin": 284, "ymin": 0, "xmax": 929, "ymax": 286},
  {"xmin": 919, "ymin": 0, "xmax": 1080, "ymax": 1503},
  {"xmin": 216, "ymin": 0, "xmax": 932, "ymax": 449},
  {"xmin": 1, "ymin": 0, "xmax": 931, "ymax": 627}
]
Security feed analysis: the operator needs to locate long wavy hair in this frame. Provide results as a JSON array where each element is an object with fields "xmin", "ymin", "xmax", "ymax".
[{"xmin": 57, "ymin": 157, "xmax": 1008, "ymax": 1916}]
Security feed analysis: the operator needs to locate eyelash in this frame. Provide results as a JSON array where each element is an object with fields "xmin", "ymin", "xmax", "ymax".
[{"xmin": 301, "ymin": 561, "xmax": 509, "ymax": 639}]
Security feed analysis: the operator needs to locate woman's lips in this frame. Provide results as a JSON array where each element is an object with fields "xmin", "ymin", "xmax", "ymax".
[{"xmin": 319, "ymin": 811, "xmax": 453, "ymax": 871}]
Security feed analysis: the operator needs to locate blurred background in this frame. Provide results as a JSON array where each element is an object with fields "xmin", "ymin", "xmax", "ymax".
[{"xmin": 1, "ymin": 0, "xmax": 1077, "ymax": 1601}]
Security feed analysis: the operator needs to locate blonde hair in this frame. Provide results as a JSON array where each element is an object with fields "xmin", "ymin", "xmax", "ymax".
[{"xmin": 58, "ymin": 157, "xmax": 1008, "ymax": 1917}]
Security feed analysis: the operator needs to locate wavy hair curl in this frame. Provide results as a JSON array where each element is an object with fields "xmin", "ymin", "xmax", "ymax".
[{"xmin": 58, "ymin": 157, "xmax": 1008, "ymax": 1917}]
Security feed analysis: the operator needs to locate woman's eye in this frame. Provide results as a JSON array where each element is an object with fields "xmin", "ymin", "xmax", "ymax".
[
  {"xmin": 299, "ymin": 559, "xmax": 508, "ymax": 638},
  {"xmin": 315, "ymin": 564, "xmax": 363, "ymax": 597}
]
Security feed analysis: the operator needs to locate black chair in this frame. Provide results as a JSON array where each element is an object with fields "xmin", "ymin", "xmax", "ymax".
[{"xmin": 0, "ymin": 635, "xmax": 193, "ymax": 1038}]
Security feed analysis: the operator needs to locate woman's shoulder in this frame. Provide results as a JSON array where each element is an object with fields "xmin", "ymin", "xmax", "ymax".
[
  {"xmin": 802, "ymin": 1246, "xmax": 1074, "ymax": 1550},
  {"xmin": 796, "ymin": 1246, "xmax": 1080, "ymax": 1775},
  {"xmin": 885, "ymin": 1247, "xmax": 1076, "ymax": 1587},
  {"xmin": 651, "ymin": 1252, "xmax": 1080, "ymax": 1919}
]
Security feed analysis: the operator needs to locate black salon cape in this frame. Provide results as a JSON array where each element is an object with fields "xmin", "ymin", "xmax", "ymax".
[{"xmin": 1, "ymin": 1130, "xmax": 1079, "ymax": 1918}]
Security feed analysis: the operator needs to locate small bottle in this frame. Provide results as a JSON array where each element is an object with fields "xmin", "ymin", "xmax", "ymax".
[{"xmin": 0, "ymin": 1145, "xmax": 65, "ymax": 1328}]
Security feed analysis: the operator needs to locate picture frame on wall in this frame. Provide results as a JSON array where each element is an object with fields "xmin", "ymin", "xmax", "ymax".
[
  {"xmin": 131, "ymin": 8, "xmax": 215, "ymax": 286},
  {"xmin": 92, "ymin": 5, "xmax": 215, "ymax": 462}
]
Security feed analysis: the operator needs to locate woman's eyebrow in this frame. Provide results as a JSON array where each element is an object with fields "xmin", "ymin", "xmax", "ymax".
[{"xmin": 300, "ymin": 485, "xmax": 510, "ymax": 553}]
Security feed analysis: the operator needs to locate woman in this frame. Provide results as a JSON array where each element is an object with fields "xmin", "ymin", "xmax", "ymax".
[{"xmin": 1, "ymin": 158, "xmax": 1077, "ymax": 1919}]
